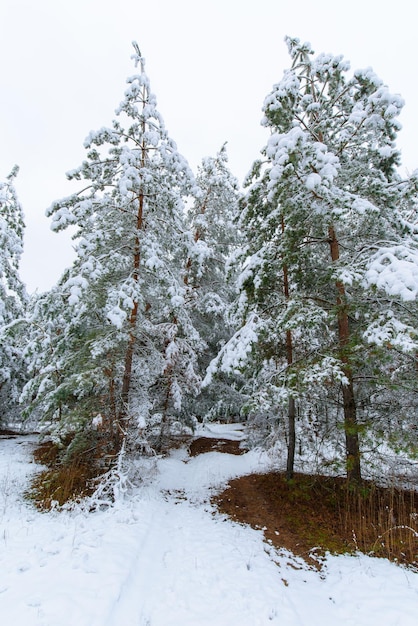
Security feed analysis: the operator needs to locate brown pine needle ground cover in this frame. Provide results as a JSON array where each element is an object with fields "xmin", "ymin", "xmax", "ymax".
[
  {"xmin": 189, "ymin": 438, "xmax": 417, "ymax": 570},
  {"xmin": 189, "ymin": 436, "xmax": 245, "ymax": 456},
  {"xmin": 0, "ymin": 428, "xmax": 20, "ymax": 437},
  {"xmin": 214, "ymin": 472, "xmax": 417, "ymax": 569}
]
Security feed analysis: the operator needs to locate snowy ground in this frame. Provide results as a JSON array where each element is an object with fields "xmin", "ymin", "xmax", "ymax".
[{"xmin": 0, "ymin": 427, "xmax": 417, "ymax": 626}]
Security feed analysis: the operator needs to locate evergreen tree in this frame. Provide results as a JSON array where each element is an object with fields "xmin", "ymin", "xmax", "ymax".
[
  {"xmin": 210, "ymin": 37, "xmax": 418, "ymax": 481},
  {"xmin": 185, "ymin": 145, "xmax": 243, "ymax": 422},
  {"xmin": 21, "ymin": 280, "xmax": 107, "ymax": 440},
  {"xmin": 41, "ymin": 44, "xmax": 204, "ymax": 451},
  {"xmin": 0, "ymin": 167, "xmax": 27, "ymax": 426}
]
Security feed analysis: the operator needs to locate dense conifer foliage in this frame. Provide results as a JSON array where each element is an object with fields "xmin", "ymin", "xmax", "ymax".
[
  {"xmin": 206, "ymin": 37, "xmax": 418, "ymax": 480},
  {"xmin": 24, "ymin": 44, "xmax": 207, "ymax": 451},
  {"xmin": 3, "ymin": 39, "xmax": 417, "ymax": 483},
  {"xmin": 0, "ymin": 167, "xmax": 27, "ymax": 425}
]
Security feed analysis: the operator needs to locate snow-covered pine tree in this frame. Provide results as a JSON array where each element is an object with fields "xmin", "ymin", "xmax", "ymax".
[
  {"xmin": 209, "ymin": 37, "xmax": 418, "ymax": 481},
  {"xmin": 0, "ymin": 167, "xmax": 28, "ymax": 427},
  {"xmin": 21, "ymin": 279, "xmax": 106, "ymax": 442},
  {"xmin": 184, "ymin": 145, "xmax": 243, "ymax": 422},
  {"xmin": 44, "ymin": 44, "xmax": 204, "ymax": 452}
]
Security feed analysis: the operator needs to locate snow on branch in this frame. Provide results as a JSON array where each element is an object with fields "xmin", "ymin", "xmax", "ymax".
[
  {"xmin": 363, "ymin": 311, "xmax": 417, "ymax": 353},
  {"xmin": 365, "ymin": 245, "xmax": 418, "ymax": 301},
  {"xmin": 202, "ymin": 314, "xmax": 260, "ymax": 387}
]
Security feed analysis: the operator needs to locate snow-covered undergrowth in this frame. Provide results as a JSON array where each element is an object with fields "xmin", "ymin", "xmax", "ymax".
[{"xmin": 1, "ymin": 429, "xmax": 417, "ymax": 626}]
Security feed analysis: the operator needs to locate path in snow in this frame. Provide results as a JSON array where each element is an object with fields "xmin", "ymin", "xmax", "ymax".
[{"xmin": 0, "ymin": 431, "xmax": 417, "ymax": 625}]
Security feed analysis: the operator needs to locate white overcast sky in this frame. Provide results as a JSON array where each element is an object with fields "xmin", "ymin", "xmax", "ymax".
[{"xmin": 1, "ymin": 0, "xmax": 417, "ymax": 293}]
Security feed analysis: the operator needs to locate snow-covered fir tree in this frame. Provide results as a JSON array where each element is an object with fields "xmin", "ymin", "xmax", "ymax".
[
  {"xmin": 208, "ymin": 37, "xmax": 418, "ymax": 481},
  {"xmin": 35, "ymin": 44, "xmax": 205, "ymax": 452},
  {"xmin": 0, "ymin": 167, "xmax": 28, "ymax": 426}
]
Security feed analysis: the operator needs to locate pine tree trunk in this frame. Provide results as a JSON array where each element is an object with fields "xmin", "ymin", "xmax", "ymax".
[
  {"xmin": 119, "ymin": 91, "xmax": 147, "ymax": 424},
  {"xmin": 120, "ymin": 300, "xmax": 139, "ymax": 421},
  {"xmin": 328, "ymin": 225, "xmax": 361, "ymax": 482},
  {"xmin": 286, "ymin": 394, "xmax": 296, "ymax": 480},
  {"xmin": 342, "ymin": 380, "xmax": 361, "ymax": 481},
  {"xmin": 119, "ymin": 183, "xmax": 144, "ymax": 422},
  {"xmin": 282, "ymin": 216, "xmax": 296, "ymax": 480}
]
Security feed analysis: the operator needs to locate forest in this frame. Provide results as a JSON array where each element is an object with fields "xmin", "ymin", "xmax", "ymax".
[{"xmin": 1, "ymin": 36, "xmax": 417, "ymax": 515}]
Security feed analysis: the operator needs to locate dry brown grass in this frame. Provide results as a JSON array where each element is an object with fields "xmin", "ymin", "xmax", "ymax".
[
  {"xmin": 214, "ymin": 471, "xmax": 417, "ymax": 569},
  {"xmin": 28, "ymin": 434, "xmax": 118, "ymax": 509}
]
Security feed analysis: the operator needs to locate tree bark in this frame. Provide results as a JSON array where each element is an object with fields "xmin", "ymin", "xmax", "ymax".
[
  {"xmin": 328, "ymin": 225, "xmax": 361, "ymax": 482},
  {"xmin": 119, "ymin": 190, "xmax": 143, "ymax": 422},
  {"xmin": 286, "ymin": 393, "xmax": 296, "ymax": 480},
  {"xmin": 119, "ymin": 155, "xmax": 145, "ymax": 422},
  {"xmin": 119, "ymin": 59, "xmax": 148, "ymax": 425},
  {"xmin": 282, "ymin": 216, "xmax": 296, "ymax": 480},
  {"xmin": 120, "ymin": 300, "xmax": 139, "ymax": 420}
]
